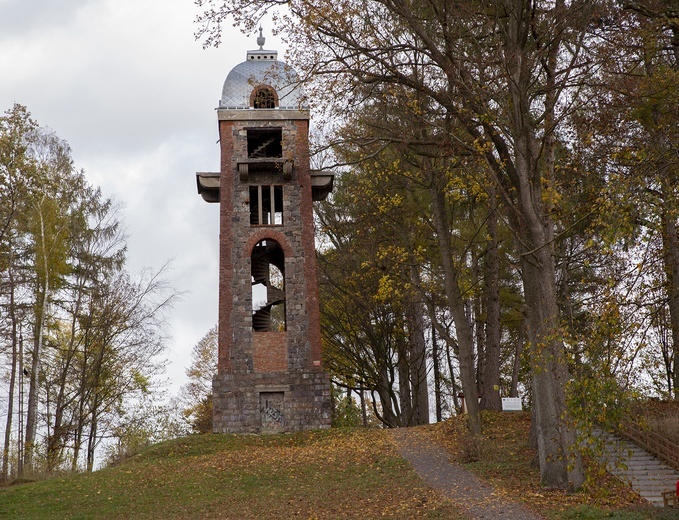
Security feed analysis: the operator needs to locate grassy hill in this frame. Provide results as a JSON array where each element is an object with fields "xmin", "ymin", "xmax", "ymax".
[
  {"xmin": 0, "ymin": 428, "xmax": 459, "ymax": 520},
  {"xmin": 1, "ymin": 412, "xmax": 679, "ymax": 520}
]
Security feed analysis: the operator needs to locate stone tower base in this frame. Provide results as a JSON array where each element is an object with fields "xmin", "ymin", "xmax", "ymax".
[{"xmin": 212, "ymin": 371, "xmax": 332, "ymax": 434}]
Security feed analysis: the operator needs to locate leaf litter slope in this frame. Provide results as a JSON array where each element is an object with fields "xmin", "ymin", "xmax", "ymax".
[
  {"xmin": 427, "ymin": 411, "xmax": 677, "ymax": 519},
  {"xmin": 0, "ymin": 428, "xmax": 461, "ymax": 520},
  {"xmin": 392, "ymin": 427, "xmax": 543, "ymax": 520}
]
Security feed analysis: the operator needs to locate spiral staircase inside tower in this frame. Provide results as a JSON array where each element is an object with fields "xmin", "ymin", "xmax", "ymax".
[{"xmin": 251, "ymin": 239, "xmax": 286, "ymax": 332}]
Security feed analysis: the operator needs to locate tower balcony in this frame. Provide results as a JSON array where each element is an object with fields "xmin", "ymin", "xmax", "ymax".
[{"xmin": 237, "ymin": 158, "xmax": 294, "ymax": 181}]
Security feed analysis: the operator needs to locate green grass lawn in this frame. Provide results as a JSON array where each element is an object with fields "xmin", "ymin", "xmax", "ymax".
[
  {"xmin": 0, "ymin": 428, "xmax": 461, "ymax": 520},
  {"xmin": 3, "ymin": 416, "xmax": 679, "ymax": 520}
]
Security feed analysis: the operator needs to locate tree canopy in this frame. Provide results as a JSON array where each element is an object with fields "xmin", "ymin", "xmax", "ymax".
[{"xmin": 196, "ymin": 0, "xmax": 679, "ymax": 490}]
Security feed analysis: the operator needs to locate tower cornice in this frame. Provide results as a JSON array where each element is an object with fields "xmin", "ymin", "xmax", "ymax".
[{"xmin": 217, "ymin": 109, "xmax": 309, "ymax": 121}]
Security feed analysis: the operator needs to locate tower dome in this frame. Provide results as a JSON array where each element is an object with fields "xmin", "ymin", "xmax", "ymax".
[{"xmin": 219, "ymin": 32, "xmax": 308, "ymax": 110}]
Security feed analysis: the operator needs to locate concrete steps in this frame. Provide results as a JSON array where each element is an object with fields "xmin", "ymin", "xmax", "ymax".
[{"xmin": 599, "ymin": 432, "xmax": 679, "ymax": 507}]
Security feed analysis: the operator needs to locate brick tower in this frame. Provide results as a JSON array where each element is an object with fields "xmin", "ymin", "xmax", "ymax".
[{"xmin": 196, "ymin": 32, "xmax": 333, "ymax": 433}]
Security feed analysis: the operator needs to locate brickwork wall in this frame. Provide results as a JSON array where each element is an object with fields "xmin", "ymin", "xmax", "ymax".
[
  {"xmin": 294, "ymin": 120, "xmax": 324, "ymax": 367},
  {"xmin": 253, "ymin": 332, "xmax": 287, "ymax": 372},
  {"xmin": 217, "ymin": 121, "xmax": 235, "ymax": 374}
]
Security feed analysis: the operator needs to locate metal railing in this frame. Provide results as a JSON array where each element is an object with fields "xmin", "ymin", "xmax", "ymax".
[{"xmin": 619, "ymin": 421, "xmax": 679, "ymax": 472}]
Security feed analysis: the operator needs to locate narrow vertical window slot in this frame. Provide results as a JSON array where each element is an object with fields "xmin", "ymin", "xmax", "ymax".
[
  {"xmin": 249, "ymin": 185, "xmax": 284, "ymax": 226},
  {"xmin": 258, "ymin": 185, "xmax": 264, "ymax": 225},
  {"xmin": 273, "ymin": 186, "xmax": 283, "ymax": 225},
  {"xmin": 269, "ymin": 186, "xmax": 275, "ymax": 226}
]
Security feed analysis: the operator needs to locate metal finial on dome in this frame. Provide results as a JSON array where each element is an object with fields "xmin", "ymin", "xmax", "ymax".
[{"xmin": 257, "ymin": 27, "xmax": 265, "ymax": 50}]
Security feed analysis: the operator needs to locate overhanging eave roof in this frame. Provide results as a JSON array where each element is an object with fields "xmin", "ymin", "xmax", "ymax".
[{"xmin": 196, "ymin": 172, "xmax": 220, "ymax": 203}]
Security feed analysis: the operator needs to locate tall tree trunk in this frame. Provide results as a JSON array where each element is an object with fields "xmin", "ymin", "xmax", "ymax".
[
  {"xmin": 47, "ymin": 399, "xmax": 67, "ymax": 473},
  {"xmin": 375, "ymin": 361, "xmax": 400, "ymax": 427},
  {"xmin": 481, "ymin": 196, "xmax": 502, "ymax": 410},
  {"xmin": 432, "ymin": 322, "xmax": 443, "ymax": 422},
  {"xmin": 407, "ymin": 265, "xmax": 429, "ymax": 425},
  {"xmin": 510, "ymin": 318, "xmax": 527, "ymax": 398},
  {"xmin": 2, "ymin": 259, "xmax": 18, "ymax": 482},
  {"xmin": 71, "ymin": 313, "xmax": 93, "ymax": 473},
  {"xmin": 498, "ymin": 0, "xmax": 583, "ymax": 489},
  {"xmin": 24, "ymin": 285, "xmax": 47, "ymax": 473},
  {"xmin": 659, "ymin": 25, "xmax": 679, "ymax": 400},
  {"xmin": 660, "ymin": 176, "xmax": 679, "ymax": 400},
  {"xmin": 520, "ymin": 245, "xmax": 583, "ymax": 489},
  {"xmin": 25, "ymin": 203, "xmax": 52, "ymax": 472},
  {"xmin": 2, "ymin": 337, "xmax": 17, "ymax": 483},
  {"xmin": 508, "ymin": 142, "xmax": 584, "ymax": 487},
  {"xmin": 449, "ymin": 351, "xmax": 461, "ymax": 413},
  {"xmin": 396, "ymin": 340, "xmax": 413, "ymax": 425},
  {"xmin": 359, "ymin": 389, "xmax": 367, "ymax": 427},
  {"xmin": 85, "ymin": 337, "xmax": 108, "ymax": 472},
  {"xmin": 86, "ymin": 411, "xmax": 98, "ymax": 472},
  {"xmin": 474, "ymin": 248, "xmax": 486, "ymax": 401},
  {"xmin": 71, "ymin": 389, "xmax": 88, "ymax": 473},
  {"xmin": 47, "ymin": 291, "xmax": 83, "ymax": 473},
  {"xmin": 428, "ymin": 169, "xmax": 480, "ymax": 434}
]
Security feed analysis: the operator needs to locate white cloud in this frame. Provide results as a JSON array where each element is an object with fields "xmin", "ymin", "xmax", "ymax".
[{"xmin": 0, "ymin": 0, "xmax": 287, "ymax": 392}]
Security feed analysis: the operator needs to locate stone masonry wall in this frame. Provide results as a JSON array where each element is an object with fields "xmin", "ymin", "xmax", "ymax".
[{"xmin": 213, "ymin": 371, "xmax": 332, "ymax": 433}]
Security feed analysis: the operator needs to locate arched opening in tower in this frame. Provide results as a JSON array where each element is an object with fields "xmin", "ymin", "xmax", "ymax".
[
  {"xmin": 251, "ymin": 85, "xmax": 278, "ymax": 109},
  {"xmin": 251, "ymin": 239, "xmax": 286, "ymax": 331}
]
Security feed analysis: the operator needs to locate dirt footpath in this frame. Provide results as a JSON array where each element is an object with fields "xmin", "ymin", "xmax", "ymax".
[{"xmin": 391, "ymin": 428, "xmax": 544, "ymax": 520}]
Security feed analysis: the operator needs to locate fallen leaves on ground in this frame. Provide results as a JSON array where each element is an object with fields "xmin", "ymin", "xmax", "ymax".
[{"xmin": 422, "ymin": 411, "xmax": 648, "ymax": 517}]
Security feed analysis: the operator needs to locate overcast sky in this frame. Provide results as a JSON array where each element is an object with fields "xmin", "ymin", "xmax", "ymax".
[{"xmin": 0, "ymin": 0, "xmax": 282, "ymax": 394}]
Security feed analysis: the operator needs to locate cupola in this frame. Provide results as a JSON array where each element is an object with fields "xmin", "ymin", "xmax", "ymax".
[{"xmin": 218, "ymin": 29, "xmax": 308, "ymax": 110}]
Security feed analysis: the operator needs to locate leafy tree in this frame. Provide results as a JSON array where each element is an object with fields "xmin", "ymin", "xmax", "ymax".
[
  {"xmin": 78, "ymin": 267, "xmax": 173, "ymax": 472},
  {"xmin": 188, "ymin": 395, "xmax": 214, "ymax": 434},
  {"xmin": 23, "ymin": 135, "xmax": 83, "ymax": 472},
  {"xmin": 560, "ymin": 1, "xmax": 679, "ymax": 404},
  {"xmin": 317, "ymin": 90, "xmax": 514, "ymax": 430},
  {"xmin": 0, "ymin": 104, "xmax": 39, "ymax": 481},
  {"xmin": 618, "ymin": 1, "xmax": 679, "ymax": 399},
  {"xmin": 317, "ymin": 161, "xmax": 435, "ymax": 427},
  {"xmin": 179, "ymin": 326, "xmax": 218, "ymax": 433},
  {"xmin": 43, "ymin": 190, "xmax": 126, "ymax": 472},
  {"xmin": 0, "ymin": 105, "xmax": 176, "ymax": 477},
  {"xmin": 330, "ymin": 385, "xmax": 363, "ymax": 428}
]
